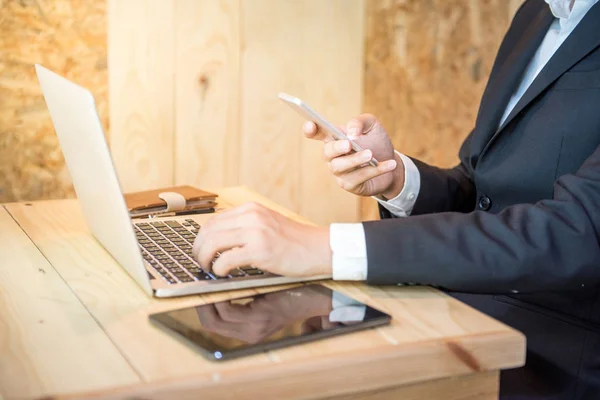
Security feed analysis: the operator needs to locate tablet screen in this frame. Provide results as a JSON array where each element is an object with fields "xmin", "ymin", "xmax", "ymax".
[{"xmin": 150, "ymin": 285, "xmax": 391, "ymax": 360}]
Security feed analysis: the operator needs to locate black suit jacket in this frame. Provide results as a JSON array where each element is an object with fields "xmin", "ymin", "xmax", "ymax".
[{"xmin": 363, "ymin": 1, "xmax": 600, "ymax": 399}]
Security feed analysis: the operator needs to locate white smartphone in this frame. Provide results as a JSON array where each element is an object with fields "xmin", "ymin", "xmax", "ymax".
[{"xmin": 278, "ymin": 93, "xmax": 378, "ymax": 167}]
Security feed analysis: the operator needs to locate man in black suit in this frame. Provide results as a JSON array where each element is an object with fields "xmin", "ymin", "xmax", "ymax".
[{"xmin": 193, "ymin": 0, "xmax": 600, "ymax": 398}]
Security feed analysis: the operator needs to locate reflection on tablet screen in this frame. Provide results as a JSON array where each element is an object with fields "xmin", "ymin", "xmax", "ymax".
[{"xmin": 150, "ymin": 285, "xmax": 390, "ymax": 360}]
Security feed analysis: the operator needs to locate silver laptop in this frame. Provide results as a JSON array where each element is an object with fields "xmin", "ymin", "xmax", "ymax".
[{"xmin": 35, "ymin": 64, "xmax": 328, "ymax": 298}]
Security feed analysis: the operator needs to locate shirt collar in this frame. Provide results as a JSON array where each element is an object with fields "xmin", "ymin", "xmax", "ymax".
[
  {"xmin": 545, "ymin": 0, "xmax": 599, "ymax": 30},
  {"xmin": 545, "ymin": 0, "xmax": 574, "ymax": 19}
]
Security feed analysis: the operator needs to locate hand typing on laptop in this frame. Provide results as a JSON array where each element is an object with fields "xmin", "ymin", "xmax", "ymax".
[{"xmin": 192, "ymin": 201, "xmax": 332, "ymax": 277}]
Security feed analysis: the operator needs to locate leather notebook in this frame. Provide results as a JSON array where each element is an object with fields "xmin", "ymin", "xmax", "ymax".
[{"xmin": 124, "ymin": 185, "xmax": 218, "ymax": 218}]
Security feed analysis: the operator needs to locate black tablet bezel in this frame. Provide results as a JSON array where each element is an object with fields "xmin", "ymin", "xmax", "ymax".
[{"xmin": 149, "ymin": 284, "xmax": 391, "ymax": 361}]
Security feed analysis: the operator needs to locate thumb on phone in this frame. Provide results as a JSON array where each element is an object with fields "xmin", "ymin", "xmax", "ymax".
[{"xmin": 346, "ymin": 114, "xmax": 378, "ymax": 140}]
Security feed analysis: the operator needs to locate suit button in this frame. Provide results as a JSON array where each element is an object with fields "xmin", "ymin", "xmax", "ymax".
[{"xmin": 478, "ymin": 195, "xmax": 492, "ymax": 211}]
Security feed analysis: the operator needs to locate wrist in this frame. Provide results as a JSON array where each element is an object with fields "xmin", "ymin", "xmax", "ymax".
[
  {"xmin": 380, "ymin": 152, "xmax": 405, "ymax": 200},
  {"xmin": 311, "ymin": 226, "xmax": 333, "ymax": 276}
]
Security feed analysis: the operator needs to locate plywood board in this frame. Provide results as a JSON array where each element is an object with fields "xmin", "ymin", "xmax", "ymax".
[
  {"xmin": 0, "ymin": 0, "xmax": 107, "ymax": 203},
  {"xmin": 361, "ymin": 0, "xmax": 524, "ymax": 220}
]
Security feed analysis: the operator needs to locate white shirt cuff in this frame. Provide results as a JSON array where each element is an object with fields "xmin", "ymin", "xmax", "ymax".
[
  {"xmin": 374, "ymin": 151, "xmax": 421, "ymax": 217},
  {"xmin": 329, "ymin": 291, "xmax": 366, "ymax": 322},
  {"xmin": 329, "ymin": 223, "xmax": 368, "ymax": 281}
]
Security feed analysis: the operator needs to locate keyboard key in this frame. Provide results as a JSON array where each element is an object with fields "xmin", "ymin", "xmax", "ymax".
[
  {"xmin": 245, "ymin": 269, "xmax": 264, "ymax": 276},
  {"xmin": 229, "ymin": 269, "xmax": 246, "ymax": 277},
  {"xmin": 188, "ymin": 270, "xmax": 206, "ymax": 280}
]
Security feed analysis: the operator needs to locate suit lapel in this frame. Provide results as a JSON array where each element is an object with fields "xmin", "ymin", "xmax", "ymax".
[
  {"xmin": 481, "ymin": 2, "xmax": 600, "ymax": 158},
  {"xmin": 470, "ymin": 6, "xmax": 554, "ymax": 159}
]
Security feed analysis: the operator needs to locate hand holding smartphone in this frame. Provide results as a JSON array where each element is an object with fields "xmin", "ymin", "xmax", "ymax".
[{"xmin": 278, "ymin": 93, "xmax": 378, "ymax": 167}]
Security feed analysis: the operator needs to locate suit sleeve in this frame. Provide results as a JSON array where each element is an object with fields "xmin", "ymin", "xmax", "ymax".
[
  {"xmin": 364, "ymin": 142, "xmax": 600, "ymax": 294},
  {"xmin": 380, "ymin": 130, "xmax": 477, "ymax": 219}
]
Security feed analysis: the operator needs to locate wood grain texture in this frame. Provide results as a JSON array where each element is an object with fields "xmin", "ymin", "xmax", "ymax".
[
  {"xmin": 107, "ymin": 0, "xmax": 174, "ymax": 192},
  {"xmin": 0, "ymin": 0, "xmax": 107, "ymax": 203},
  {"xmin": 361, "ymin": 0, "xmax": 524, "ymax": 220},
  {"xmin": 53, "ymin": 371, "xmax": 499, "ymax": 400},
  {"xmin": 238, "ymin": 0, "xmax": 362, "ymax": 225},
  {"xmin": 0, "ymin": 206, "xmax": 139, "ymax": 399},
  {"xmin": 174, "ymin": 0, "xmax": 241, "ymax": 189},
  {"xmin": 3, "ymin": 187, "xmax": 525, "ymax": 399},
  {"xmin": 328, "ymin": 371, "xmax": 499, "ymax": 400}
]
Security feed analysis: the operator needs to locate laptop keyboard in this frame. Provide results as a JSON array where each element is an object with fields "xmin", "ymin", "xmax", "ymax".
[{"xmin": 134, "ymin": 219, "xmax": 264, "ymax": 285}]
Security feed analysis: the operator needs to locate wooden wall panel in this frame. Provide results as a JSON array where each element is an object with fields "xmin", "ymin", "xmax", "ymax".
[
  {"xmin": 297, "ymin": 1, "xmax": 365, "ymax": 224},
  {"xmin": 107, "ymin": 0, "xmax": 174, "ymax": 192},
  {"xmin": 0, "ymin": 0, "xmax": 107, "ymax": 203},
  {"xmin": 174, "ymin": 0, "xmax": 241, "ymax": 188},
  {"xmin": 239, "ymin": 0, "xmax": 362, "ymax": 224},
  {"xmin": 361, "ymin": 0, "xmax": 523, "ymax": 220},
  {"xmin": 2, "ymin": 0, "xmax": 525, "ymax": 226}
]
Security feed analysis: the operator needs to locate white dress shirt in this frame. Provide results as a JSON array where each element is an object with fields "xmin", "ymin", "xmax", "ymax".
[{"xmin": 330, "ymin": 0, "xmax": 599, "ymax": 281}]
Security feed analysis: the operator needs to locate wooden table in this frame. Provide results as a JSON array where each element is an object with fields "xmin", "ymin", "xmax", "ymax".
[{"xmin": 0, "ymin": 186, "xmax": 525, "ymax": 400}]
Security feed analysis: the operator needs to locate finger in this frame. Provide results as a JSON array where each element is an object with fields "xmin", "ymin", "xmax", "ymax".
[
  {"xmin": 199, "ymin": 206, "xmax": 264, "ymax": 238},
  {"xmin": 211, "ymin": 246, "xmax": 256, "ymax": 277},
  {"xmin": 302, "ymin": 121, "xmax": 344, "ymax": 143},
  {"xmin": 328, "ymin": 149, "xmax": 373, "ymax": 176},
  {"xmin": 301, "ymin": 316, "xmax": 323, "ymax": 334},
  {"xmin": 196, "ymin": 305, "xmax": 245, "ymax": 339},
  {"xmin": 320, "ymin": 315, "xmax": 340, "ymax": 330},
  {"xmin": 214, "ymin": 301, "xmax": 253, "ymax": 322},
  {"xmin": 195, "ymin": 305, "xmax": 230, "ymax": 331},
  {"xmin": 352, "ymin": 114, "xmax": 378, "ymax": 136},
  {"xmin": 323, "ymin": 140, "xmax": 352, "ymax": 162},
  {"xmin": 302, "ymin": 121, "xmax": 327, "ymax": 141},
  {"xmin": 194, "ymin": 229, "xmax": 248, "ymax": 270},
  {"xmin": 346, "ymin": 118, "xmax": 364, "ymax": 140},
  {"xmin": 192, "ymin": 202, "xmax": 265, "ymax": 256},
  {"xmin": 205, "ymin": 201, "xmax": 265, "ymax": 227},
  {"xmin": 336, "ymin": 159, "xmax": 397, "ymax": 191}
]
